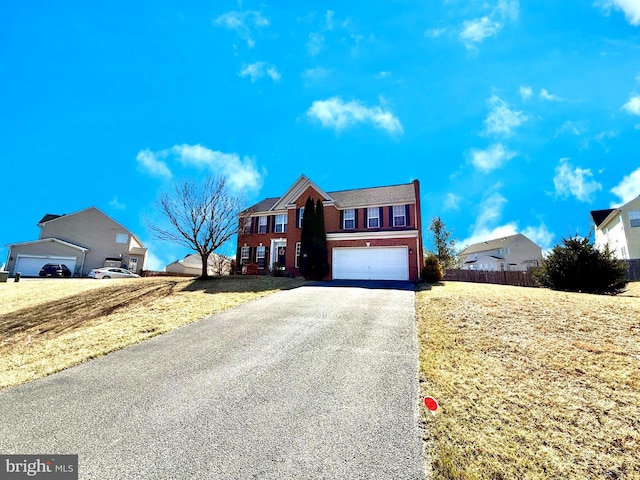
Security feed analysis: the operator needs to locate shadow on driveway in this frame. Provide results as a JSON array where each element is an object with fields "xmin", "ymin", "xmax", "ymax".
[{"xmin": 304, "ymin": 280, "xmax": 416, "ymax": 291}]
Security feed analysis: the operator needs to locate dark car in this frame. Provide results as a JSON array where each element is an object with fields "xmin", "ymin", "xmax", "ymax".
[{"xmin": 39, "ymin": 263, "xmax": 72, "ymax": 277}]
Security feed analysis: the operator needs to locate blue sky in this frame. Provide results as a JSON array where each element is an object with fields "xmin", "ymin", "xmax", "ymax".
[{"xmin": 2, "ymin": 1, "xmax": 640, "ymax": 270}]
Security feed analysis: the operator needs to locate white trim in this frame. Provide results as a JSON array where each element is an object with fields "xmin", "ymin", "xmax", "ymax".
[
  {"xmin": 270, "ymin": 238, "xmax": 287, "ymax": 269},
  {"xmin": 327, "ymin": 230, "xmax": 418, "ymax": 241},
  {"xmin": 5, "ymin": 238, "xmax": 89, "ymax": 252},
  {"xmin": 270, "ymin": 175, "xmax": 335, "ymax": 211}
]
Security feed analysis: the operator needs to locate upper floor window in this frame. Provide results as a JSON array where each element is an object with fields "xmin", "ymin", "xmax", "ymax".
[
  {"xmin": 367, "ymin": 208, "xmax": 379, "ymax": 228},
  {"xmin": 258, "ymin": 216, "xmax": 268, "ymax": 234},
  {"xmin": 629, "ymin": 210, "xmax": 640, "ymax": 227},
  {"xmin": 275, "ymin": 214, "xmax": 287, "ymax": 233},
  {"xmin": 240, "ymin": 217, "xmax": 252, "ymax": 235},
  {"xmin": 392, "ymin": 205, "xmax": 406, "ymax": 227},
  {"xmin": 298, "ymin": 207, "xmax": 304, "ymax": 228},
  {"xmin": 115, "ymin": 233, "xmax": 128, "ymax": 244},
  {"xmin": 344, "ymin": 209, "xmax": 355, "ymax": 229}
]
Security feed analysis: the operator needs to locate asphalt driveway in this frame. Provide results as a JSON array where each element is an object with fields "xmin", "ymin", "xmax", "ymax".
[{"xmin": 0, "ymin": 283, "xmax": 424, "ymax": 479}]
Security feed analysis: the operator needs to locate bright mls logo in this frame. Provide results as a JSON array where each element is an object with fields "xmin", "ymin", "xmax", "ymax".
[{"xmin": 1, "ymin": 455, "xmax": 77, "ymax": 479}]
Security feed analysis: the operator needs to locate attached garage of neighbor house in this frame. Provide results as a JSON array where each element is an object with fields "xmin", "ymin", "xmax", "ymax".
[
  {"xmin": 15, "ymin": 255, "xmax": 77, "ymax": 277},
  {"xmin": 332, "ymin": 246, "xmax": 409, "ymax": 281}
]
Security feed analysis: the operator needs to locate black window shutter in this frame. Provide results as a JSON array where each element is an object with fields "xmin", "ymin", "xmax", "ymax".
[
  {"xmin": 405, "ymin": 204, "xmax": 411, "ymax": 226},
  {"xmin": 265, "ymin": 247, "xmax": 269, "ymax": 266},
  {"xmin": 251, "ymin": 217, "xmax": 257, "ymax": 234},
  {"xmin": 296, "ymin": 208, "xmax": 300, "ymax": 229},
  {"xmin": 355, "ymin": 209, "xmax": 359, "ymax": 228},
  {"xmin": 389, "ymin": 206, "xmax": 393, "ymax": 226},
  {"xmin": 379, "ymin": 207, "xmax": 384, "ymax": 227},
  {"xmin": 340, "ymin": 210, "xmax": 344, "ymax": 229},
  {"xmin": 251, "ymin": 247, "xmax": 256, "ymax": 262}
]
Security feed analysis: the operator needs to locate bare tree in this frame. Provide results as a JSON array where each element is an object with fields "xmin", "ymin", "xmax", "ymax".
[
  {"xmin": 211, "ymin": 254, "xmax": 230, "ymax": 276},
  {"xmin": 147, "ymin": 176, "xmax": 244, "ymax": 279}
]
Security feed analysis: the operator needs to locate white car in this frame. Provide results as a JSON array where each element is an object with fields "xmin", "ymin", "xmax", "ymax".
[{"xmin": 88, "ymin": 267, "xmax": 140, "ymax": 279}]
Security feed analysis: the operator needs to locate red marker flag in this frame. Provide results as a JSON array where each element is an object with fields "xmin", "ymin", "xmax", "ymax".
[{"xmin": 424, "ymin": 396, "xmax": 439, "ymax": 413}]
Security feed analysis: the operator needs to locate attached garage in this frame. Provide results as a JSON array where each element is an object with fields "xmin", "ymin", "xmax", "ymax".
[
  {"xmin": 15, "ymin": 255, "xmax": 77, "ymax": 277},
  {"xmin": 332, "ymin": 247, "xmax": 409, "ymax": 281}
]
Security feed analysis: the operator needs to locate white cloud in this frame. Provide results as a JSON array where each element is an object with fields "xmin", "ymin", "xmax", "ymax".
[
  {"xmin": 597, "ymin": 0, "xmax": 640, "ymax": 26},
  {"xmin": 376, "ymin": 71, "xmax": 392, "ymax": 79},
  {"xmin": 522, "ymin": 224, "xmax": 555, "ymax": 249},
  {"xmin": 460, "ymin": 16, "xmax": 501, "ymax": 47},
  {"xmin": 468, "ymin": 143, "xmax": 516, "ymax": 172},
  {"xmin": 444, "ymin": 192, "xmax": 462, "ymax": 211},
  {"xmin": 553, "ymin": 158, "xmax": 602, "ymax": 203},
  {"xmin": 306, "ymin": 97, "xmax": 403, "ymax": 135},
  {"xmin": 214, "ymin": 10, "xmax": 269, "ymax": 48},
  {"xmin": 611, "ymin": 167, "xmax": 640, "ymax": 205},
  {"xmin": 484, "ymin": 95, "xmax": 527, "ymax": 137},
  {"xmin": 170, "ymin": 144, "xmax": 264, "ymax": 192},
  {"xmin": 623, "ymin": 94, "xmax": 640, "ymax": 115},
  {"xmin": 307, "ymin": 32, "xmax": 325, "ymax": 56},
  {"xmin": 136, "ymin": 149, "xmax": 172, "ymax": 179},
  {"xmin": 459, "ymin": 0, "xmax": 519, "ymax": 49},
  {"xmin": 539, "ymin": 88, "xmax": 561, "ymax": 101},
  {"xmin": 325, "ymin": 10, "xmax": 335, "ymax": 30},
  {"xmin": 136, "ymin": 145, "xmax": 264, "ymax": 192},
  {"xmin": 460, "ymin": 191, "xmax": 554, "ymax": 249},
  {"xmin": 555, "ymin": 121, "xmax": 584, "ymax": 137},
  {"xmin": 519, "ymin": 86, "xmax": 532, "ymax": 100},
  {"xmin": 108, "ymin": 196, "xmax": 126, "ymax": 210},
  {"xmin": 239, "ymin": 62, "xmax": 281, "ymax": 82}
]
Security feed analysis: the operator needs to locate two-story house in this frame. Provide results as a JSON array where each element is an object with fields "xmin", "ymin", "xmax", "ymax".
[
  {"xmin": 5, "ymin": 207, "xmax": 148, "ymax": 277},
  {"xmin": 458, "ymin": 233, "xmax": 542, "ymax": 272},
  {"xmin": 236, "ymin": 175, "xmax": 423, "ymax": 281},
  {"xmin": 590, "ymin": 195, "xmax": 640, "ymax": 260}
]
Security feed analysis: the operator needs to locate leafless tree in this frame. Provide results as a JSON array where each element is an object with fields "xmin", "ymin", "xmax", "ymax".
[
  {"xmin": 147, "ymin": 176, "xmax": 244, "ymax": 279},
  {"xmin": 211, "ymin": 254, "xmax": 230, "ymax": 276}
]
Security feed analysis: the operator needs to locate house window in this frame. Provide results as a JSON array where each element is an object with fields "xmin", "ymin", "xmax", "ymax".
[
  {"xmin": 257, "ymin": 245, "xmax": 266, "ymax": 269},
  {"xmin": 295, "ymin": 242, "xmax": 301, "ymax": 268},
  {"xmin": 392, "ymin": 205, "xmax": 406, "ymax": 227},
  {"xmin": 343, "ymin": 209, "xmax": 355, "ymax": 229},
  {"xmin": 367, "ymin": 208, "xmax": 379, "ymax": 228},
  {"xmin": 258, "ymin": 216, "xmax": 268, "ymax": 234},
  {"xmin": 240, "ymin": 217, "xmax": 252, "ymax": 235},
  {"xmin": 240, "ymin": 246, "xmax": 250, "ymax": 265},
  {"xmin": 629, "ymin": 210, "xmax": 640, "ymax": 227},
  {"xmin": 298, "ymin": 207, "xmax": 304, "ymax": 228},
  {"xmin": 275, "ymin": 214, "xmax": 287, "ymax": 233},
  {"xmin": 115, "ymin": 233, "xmax": 128, "ymax": 244}
]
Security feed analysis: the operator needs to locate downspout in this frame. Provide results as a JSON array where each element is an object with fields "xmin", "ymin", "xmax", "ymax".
[{"xmin": 79, "ymin": 250, "xmax": 87, "ymax": 277}]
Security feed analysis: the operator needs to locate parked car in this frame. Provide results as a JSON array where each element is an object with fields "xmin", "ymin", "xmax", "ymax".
[
  {"xmin": 88, "ymin": 267, "xmax": 140, "ymax": 279},
  {"xmin": 39, "ymin": 263, "xmax": 72, "ymax": 277}
]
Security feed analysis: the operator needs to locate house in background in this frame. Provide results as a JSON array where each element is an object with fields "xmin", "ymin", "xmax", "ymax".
[
  {"xmin": 5, "ymin": 207, "xmax": 148, "ymax": 277},
  {"xmin": 458, "ymin": 234, "xmax": 542, "ymax": 272},
  {"xmin": 236, "ymin": 174, "xmax": 423, "ymax": 281},
  {"xmin": 165, "ymin": 253, "xmax": 231, "ymax": 276},
  {"xmin": 590, "ymin": 195, "xmax": 640, "ymax": 260}
]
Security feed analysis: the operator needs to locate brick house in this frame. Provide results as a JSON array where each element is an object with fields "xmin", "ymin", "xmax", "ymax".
[{"xmin": 236, "ymin": 175, "xmax": 423, "ymax": 281}]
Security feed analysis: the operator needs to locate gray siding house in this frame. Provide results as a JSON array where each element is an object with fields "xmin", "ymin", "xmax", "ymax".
[{"xmin": 5, "ymin": 207, "xmax": 148, "ymax": 277}]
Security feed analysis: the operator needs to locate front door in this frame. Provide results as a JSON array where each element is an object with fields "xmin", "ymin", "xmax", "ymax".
[
  {"xmin": 128, "ymin": 257, "xmax": 138, "ymax": 272},
  {"xmin": 277, "ymin": 246, "xmax": 286, "ymax": 265}
]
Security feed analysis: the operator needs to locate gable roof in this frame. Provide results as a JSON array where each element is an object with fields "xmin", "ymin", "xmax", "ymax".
[
  {"xmin": 37, "ymin": 206, "xmax": 145, "ymax": 247},
  {"xmin": 244, "ymin": 175, "xmax": 417, "ymax": 214},
  {"xmin": 459, "ymin": 233, "xmax": 539, "ymax": 255},
  {"xmin": 590, "ymin": 209, "xmax": 614, "ymax": 227}
]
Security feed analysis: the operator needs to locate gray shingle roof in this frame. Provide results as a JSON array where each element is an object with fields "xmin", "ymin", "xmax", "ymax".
[
  {"xmin": 459, "ymin": 234, "xmax": 529, "ymax": 255},
  {"xmin": 244, "ymin": 181, "xmax": 416, "ymax": 214}
]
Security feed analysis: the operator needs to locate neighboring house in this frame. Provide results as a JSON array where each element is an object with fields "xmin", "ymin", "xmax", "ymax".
[
  {"xmin": 590, "ymin": 195, "xmax": 640, "ymax": 259},
  {"xmin": 458, "ymin": 234, "xmax": 542, "ymax": 272},
  {"xmin": 236, "ymin": 175, "xmax": 423, "ymax": 281},
  {"xmin": 5, "ymin": 207, "xmax": 148, "ymax": 277},
  {"xmin": 165, "ymin": 253, "xmax": 231, "ymax": 276}
]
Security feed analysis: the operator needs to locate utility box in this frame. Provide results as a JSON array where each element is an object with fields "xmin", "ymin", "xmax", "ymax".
[{"xmin": 0, "ymin": 271, "xmax": 9, "ymax": 283}]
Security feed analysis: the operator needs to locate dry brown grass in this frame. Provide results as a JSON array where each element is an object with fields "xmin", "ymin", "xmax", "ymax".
[
  {"xmin": 417, "ymin": 281, "xmax": 640, "ymax": 480},
  {"xmin": 0, "ymin": 276, "xmax": 304, "ymax": 388}
]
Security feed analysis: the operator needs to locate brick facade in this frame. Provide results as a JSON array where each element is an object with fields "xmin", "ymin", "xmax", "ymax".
[{"xmin": 237, "ymin": 176, "xmax": 423, "ymax": 281}]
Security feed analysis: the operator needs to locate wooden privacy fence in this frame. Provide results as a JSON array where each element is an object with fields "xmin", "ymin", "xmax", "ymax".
[
  {"xmin": 444, "ymin": 269, "xmax": 537, "ymax": 287},
  {"xmin": 624, "ymin": 259, "xmax": 640, "ymax": 281}
]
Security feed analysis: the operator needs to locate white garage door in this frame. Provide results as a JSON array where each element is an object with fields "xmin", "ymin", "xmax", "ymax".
[
  {"xmin": 332, "ymin": 247, "xmax": 409, "ymax": 281},
  {"xmin": 15, "ymin": 256, "xmax": 77, "ymax": 277}
]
